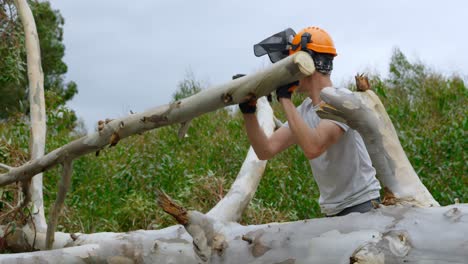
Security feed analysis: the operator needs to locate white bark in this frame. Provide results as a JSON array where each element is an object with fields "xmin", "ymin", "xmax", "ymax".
[
  {"xmin": 317, "ymin": 87, "xmax": 438, "ymax": 207},
  {"xmin": 13, "ymin": 0, "xmax": 47, "ymax": 232},
  {"xmin": 1, "ymin": 205, "xmax": 466, "ymax": 263},
  {"xmin": 0, "ymin": 51, "xmax": 315, "ymax": 187}
]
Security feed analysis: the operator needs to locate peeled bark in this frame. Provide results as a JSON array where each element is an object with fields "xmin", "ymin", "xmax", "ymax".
[{"xmin": 13, "ymin": 0, "xmax": 47, "ymax": 232}]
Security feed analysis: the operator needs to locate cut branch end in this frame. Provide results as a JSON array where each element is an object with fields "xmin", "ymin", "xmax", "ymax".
[
  {"xmin": 355, "ymin": 73, "xmax": 371, "ymax": 91},
  {"xmin": 156, "ymin": 189, "xmax": 188, "ymax": 225}
]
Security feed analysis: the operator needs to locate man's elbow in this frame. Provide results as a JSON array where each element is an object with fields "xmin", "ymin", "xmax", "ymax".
[
  {"xmin": 256, "ymin": 151, "xmax": 272, "ymax": 161},
  {"xmin": 303, "ymin": 145, "xmax": 325, "ymax": 160},
  {"xmin": 254, "ymin": 149, "xmax": 273, "ymax": 160}
]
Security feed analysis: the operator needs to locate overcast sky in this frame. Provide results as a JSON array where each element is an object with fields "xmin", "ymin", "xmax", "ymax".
[{"xmin": 50, "ymin": 0, "xmax": 467, "ymax": 132}]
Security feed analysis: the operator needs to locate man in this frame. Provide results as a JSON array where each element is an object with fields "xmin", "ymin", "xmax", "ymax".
[{"xmin": 239, "ymin": 26, "xmax": 381, "ymax": 217}]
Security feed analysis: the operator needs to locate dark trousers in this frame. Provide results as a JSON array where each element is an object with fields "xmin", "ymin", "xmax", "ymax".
[{"xmin": 328, "ymin": 198, "xmax": 381, "ymax": 217}]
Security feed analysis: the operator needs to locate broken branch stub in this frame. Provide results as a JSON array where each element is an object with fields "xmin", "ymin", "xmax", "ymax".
[
  {"xmin": 156, "ymin": 189, "xmax": 188, "ymax": 225},
  {"xmin": 157, "ymin": 190, "xmax": 228, "ymax": 262}
]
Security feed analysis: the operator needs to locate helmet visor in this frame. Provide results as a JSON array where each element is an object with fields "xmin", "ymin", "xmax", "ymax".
[{"xmin": 253, "ymin": 28, "xmax": 296, "ymax": 63}]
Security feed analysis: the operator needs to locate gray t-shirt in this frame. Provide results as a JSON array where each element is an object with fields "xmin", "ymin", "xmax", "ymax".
[{"xmin": 284, "ymin": 88, "xmax": 381, "ymax": 215}]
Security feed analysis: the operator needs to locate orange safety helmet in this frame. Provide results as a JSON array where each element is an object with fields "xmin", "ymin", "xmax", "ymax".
[{"xmin": 289, "ymin": 27, "xmax": 337, "ymax": 57}]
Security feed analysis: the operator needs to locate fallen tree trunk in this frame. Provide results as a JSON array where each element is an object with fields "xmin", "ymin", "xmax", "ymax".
[{"xmin": 1, "ymin": 205, "xmax": 466, "ymax": 263}]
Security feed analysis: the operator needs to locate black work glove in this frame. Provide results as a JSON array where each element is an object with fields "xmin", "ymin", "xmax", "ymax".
[
  {"xmin": 239, "ymin": 99, "xmax": 257, "ymax": 114},
  {"xmin": 233, "ymin": 74, "xmax": 257, "ymax": 114},
  {"xmin": 276, "ymin": 81, "xmax": 299, "ymax": 100}
]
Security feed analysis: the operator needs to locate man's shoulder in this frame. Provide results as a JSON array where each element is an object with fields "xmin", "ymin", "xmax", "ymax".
[{"xmin": 330, "ymin": 86, "xmax": 353, "ymax": 94}]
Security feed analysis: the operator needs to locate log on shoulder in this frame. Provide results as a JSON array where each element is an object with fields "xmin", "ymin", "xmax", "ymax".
[{"xmin": 0, "ymin": 51, "xmax": 315, "ymax": 187}]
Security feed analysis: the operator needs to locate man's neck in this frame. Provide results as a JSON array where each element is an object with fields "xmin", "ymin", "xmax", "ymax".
[{"xmin": 308, "ymin": 77, "xmax": 332, "ymax": 106}]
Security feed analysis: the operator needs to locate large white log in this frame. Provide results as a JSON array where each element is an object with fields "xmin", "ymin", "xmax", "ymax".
[
  {"xmin": 1, "ymin": 205, "xmax": 466, "ymax": 263},
  {"xmin": 0, "ymin": 51, "xmax": 315, "ymax": 187},
  {"xmin": 13, "ymin": 0, "xmax": 47, "ymax": 232}
]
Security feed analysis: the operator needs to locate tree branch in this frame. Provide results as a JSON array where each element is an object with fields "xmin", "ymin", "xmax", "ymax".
[
  {"xmin": 0, "ymin": 163, "xmax": 12, "ymax": 171},
  {"xmin": 46, "ymin": 160, "xmax": 73, "ymax": 249}
]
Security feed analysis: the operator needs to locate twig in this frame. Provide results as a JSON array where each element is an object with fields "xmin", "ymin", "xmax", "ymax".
[
  {"xmin": 23, "ymin": 206, "xmax": 37, "ymax": 251},
  {"xmin": 0, "ymin": 163, "xmax": 12, "ymax": 171},
  {"xmin": 20, "ymin": 179, "xmax": 31, "ymax": 208},
  {"xmin": 45, "ymin": 160, "xmax": 73, "ymax": 249}
]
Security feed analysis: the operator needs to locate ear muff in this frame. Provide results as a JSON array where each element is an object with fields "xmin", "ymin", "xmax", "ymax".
[{"xmin": 301, "ymin": 32, "xmax": 311, "ymax": 51}]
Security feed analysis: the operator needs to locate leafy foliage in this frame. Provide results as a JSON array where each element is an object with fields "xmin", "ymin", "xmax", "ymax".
[
  {"xmin": 0, "ymin": 0, "xmax": 77, "ymax": 118},
  {"xmin": 0, "ymin": 49, "xmax": 466, "ymax": 233},
  {"xmin": 0, "ymin": 0, "xmax": 27, "ymax": 115},
  {"xmin": 172, "ymin": 70, "xmax": 203, "ymax": 101},
  {"xmin": 369, "ymin": 48, "xmax": 467, "ymax": 204}
]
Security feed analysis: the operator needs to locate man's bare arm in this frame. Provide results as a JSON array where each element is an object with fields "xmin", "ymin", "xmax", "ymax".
[
  {"xmin": 243, "ymin": 114, "xmax": 295, "ymax": 160},
  {"xmin": 279, "ymin": 98, "xmax": 344, "ymax": 159}
]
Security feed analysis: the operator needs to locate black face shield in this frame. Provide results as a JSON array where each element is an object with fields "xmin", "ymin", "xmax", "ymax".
[{"xmin": 253, "ymin": 28, "xmax": 296, "ymax": 63}]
